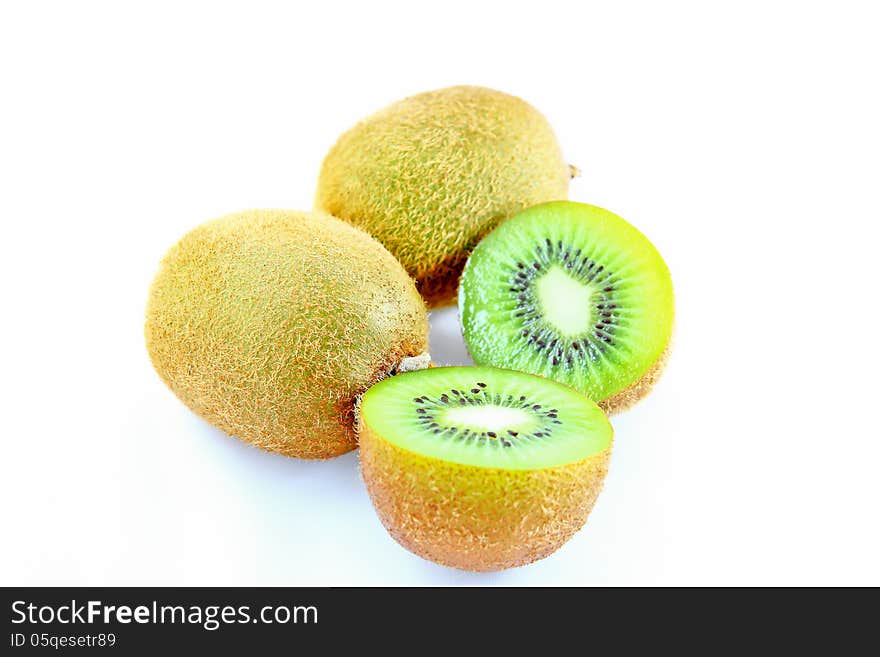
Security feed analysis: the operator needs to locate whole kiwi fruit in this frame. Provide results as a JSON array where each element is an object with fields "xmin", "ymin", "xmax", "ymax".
[
  {"xmin": 315, "ymin": 85, "xmax": 571, "ymax": 307},
  {"xmin": 145, "ymin": 209, "xmax": 429, "ymax": 458}
]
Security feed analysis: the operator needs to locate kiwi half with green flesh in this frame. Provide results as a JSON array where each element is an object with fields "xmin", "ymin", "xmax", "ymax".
[
  {"xmin": 145, "ymin": 209, "xmax": 429, "ymax": 459},
  {"xmin": 315, "ymin": 85, "xmax": 571, "ymax": 308},
  {"xmin": 358, "ymin": 366, "xmax": 612, "ymax": 572},
  {"xmin": 459, "ymin": 201, "xmax": 673, "ymax": 414}
]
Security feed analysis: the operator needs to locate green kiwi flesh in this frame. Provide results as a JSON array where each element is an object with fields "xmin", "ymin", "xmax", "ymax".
[{"xmin": 360, "ymin": 366, "xmax": 612, "ymax": 470}]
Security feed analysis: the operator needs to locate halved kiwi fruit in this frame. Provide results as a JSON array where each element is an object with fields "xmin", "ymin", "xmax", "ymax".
[
  {"xmin": 358, "ymin": 366, "xmax": 612, "ymax": 571},
  {"xmin": 459, "ymin": 201, "xmax": 674, "ymax": 413}
]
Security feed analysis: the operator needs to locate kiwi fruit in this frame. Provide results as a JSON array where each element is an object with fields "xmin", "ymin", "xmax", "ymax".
[
  {"xmin": 315, "ymin": 85, "xmax": 571, "ymax": 308},
  {"xmin": 358, "ymin": 366, "xmax": 612, "ymax": 571},
  {"xmin": 145, "ymin": 209, "xmax": 429, "ymax": 458},
  {"xmin": 459, "ymin": 201, "xmax": 674, "ymax": 414}
]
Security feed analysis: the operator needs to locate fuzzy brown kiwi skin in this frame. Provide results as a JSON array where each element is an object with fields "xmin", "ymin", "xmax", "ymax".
[
  {"xmin": 358, "ymin": 420, "xmax": 612, "ymax": 572},
  {"xmin": 414, "ymin": 224, "xmax": 505, "ymax": 307},
  {"xmin": 598, "ymin": 344, "xmax": 672, "ymax": 415},
  {"xmin": 414, "ymin": 251, "xmax": 469, "ymax": 309}
]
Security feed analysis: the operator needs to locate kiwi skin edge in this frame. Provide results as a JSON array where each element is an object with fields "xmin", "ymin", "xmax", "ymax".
[
  {"xmin": 358, "ymin": 421, "xmax": 611, "ymax": 572},
  {"xmin": 598, "ymin": 344, "xmax": 672, "ymax": 415}
]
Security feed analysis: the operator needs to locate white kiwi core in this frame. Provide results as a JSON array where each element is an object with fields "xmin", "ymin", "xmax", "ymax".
[{"xmin": 534, "ymin": 266, "xmax": 596, "ymax": 337}]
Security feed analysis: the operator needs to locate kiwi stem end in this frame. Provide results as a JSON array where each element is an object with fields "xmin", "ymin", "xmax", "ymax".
[{"xmin": 396, "ymin": 352, "xmax": 432, "ymax": 373}]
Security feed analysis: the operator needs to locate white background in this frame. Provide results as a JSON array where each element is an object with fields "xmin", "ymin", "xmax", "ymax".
[{"xmin": 1, "ymin": 1, "xmax": 878, "ymax": 586}]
